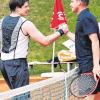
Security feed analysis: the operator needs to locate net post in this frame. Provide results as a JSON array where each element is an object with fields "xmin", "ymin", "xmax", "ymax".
[
  {"xmin": 51, "ymin": 42, "xmax": 55, "ymax": 72},
  {"xmin": 64, "ymin": 72, "xmax": 69, "ymax": 100},
  {"xmin": 67, "ymin": 62, "xmax": 70, "ymax": 72}
]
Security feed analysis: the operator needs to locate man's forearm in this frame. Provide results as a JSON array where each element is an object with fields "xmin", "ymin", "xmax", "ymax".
[
  {"xmin": 92, "ymin": 40, "xmax": 100, "ymax": 67},
  {"xmin": 65, "ymin": 31, "xmax": 75, "ymax": 42}
]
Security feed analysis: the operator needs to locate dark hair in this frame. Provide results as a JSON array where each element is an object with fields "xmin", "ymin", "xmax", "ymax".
[
  {"xmin": 9, "ymin": 0, "xmax": 29, "ymax": 11},
  {"xmin": 81, "ymin": 0, "xmax": 89, "ymax": 6}
]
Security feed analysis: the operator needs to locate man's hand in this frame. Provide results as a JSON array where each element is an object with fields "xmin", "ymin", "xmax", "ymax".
[
  {"xmin": 93, "ymin": 66, "xmax": 100, "ymax": 81},
  {"xmin": 58, "ymin": 23, "xmax": 69, "ymax": 34}
]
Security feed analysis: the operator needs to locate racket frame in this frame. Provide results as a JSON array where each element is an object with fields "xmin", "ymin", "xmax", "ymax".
[{"xmin": 70, "ymin": 72, "xmax": 99, "ymax": 98}]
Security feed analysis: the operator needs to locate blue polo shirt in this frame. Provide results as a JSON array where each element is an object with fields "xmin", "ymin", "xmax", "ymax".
[{"xmin": 75, "ymin": 8, "xmax": 100, "ymax": 73}]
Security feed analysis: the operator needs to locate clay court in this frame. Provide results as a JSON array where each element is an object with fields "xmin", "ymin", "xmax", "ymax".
[{"xmin": 0, "ymin": 76, "xmax": 48, "ymax": 92}]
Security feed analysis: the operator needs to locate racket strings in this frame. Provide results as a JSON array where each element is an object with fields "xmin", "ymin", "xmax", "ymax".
[{"xmin": 70, "ymin": 74, "xmax": 96, "ymax": 97}]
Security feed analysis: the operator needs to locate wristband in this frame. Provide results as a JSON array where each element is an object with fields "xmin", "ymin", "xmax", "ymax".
[{"xmin": 57, "ymin": 29, "xmax": 64, "ymax": 36}]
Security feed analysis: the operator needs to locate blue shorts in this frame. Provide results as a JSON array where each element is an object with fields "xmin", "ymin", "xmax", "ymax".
[{"xmin": 0, "ymin": 58, "xmax": 29, "ymax": 89}]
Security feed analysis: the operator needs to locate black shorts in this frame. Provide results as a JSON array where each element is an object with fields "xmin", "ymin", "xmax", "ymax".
[
  {"xmin": 93, "ymin": 80, "xmax": 100, "ymax": 94},
  {"xmin": 0, "ymin": 58, "xmax": 29, "ymax": 89}
]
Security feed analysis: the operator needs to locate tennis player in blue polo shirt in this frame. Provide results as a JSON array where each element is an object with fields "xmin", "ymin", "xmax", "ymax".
[{"xmin": 60, "ymin": 0, "xmax": 100, "ymax": 99}]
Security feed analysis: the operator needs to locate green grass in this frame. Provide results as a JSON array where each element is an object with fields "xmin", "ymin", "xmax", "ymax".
[{"xmin": 0, "ymin": 0, "xmax": 100, "ymax": 76}]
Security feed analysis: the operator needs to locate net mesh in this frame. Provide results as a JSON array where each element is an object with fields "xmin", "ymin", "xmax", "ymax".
[{"xmin": 0, "ymin": 68, "xmax": 84, "ymax": 100}]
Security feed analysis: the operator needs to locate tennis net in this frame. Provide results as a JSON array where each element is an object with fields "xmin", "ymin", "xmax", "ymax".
[{"xmin": 0, "ymin": 68, "xmax": 84, "ymax": 100}]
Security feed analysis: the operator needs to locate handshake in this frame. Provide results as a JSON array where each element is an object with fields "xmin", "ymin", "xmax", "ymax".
[{"xmin": 57, "ymin": 23, "xmax": 69, "ymax": 36}]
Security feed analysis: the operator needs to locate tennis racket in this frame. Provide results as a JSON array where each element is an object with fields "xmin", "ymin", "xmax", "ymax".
[{"xmin": 70, "ymin": 72, "xmax": 99, "ymax": 98}]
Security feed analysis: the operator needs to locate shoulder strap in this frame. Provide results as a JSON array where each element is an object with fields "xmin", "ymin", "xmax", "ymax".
[
  {"xmin": 0, "ymin": 17, "xmax": 5, "ymax": 52},
  {"xmin": 0, "ymin": 17, "xmax": 5, "ymax": 29},
  {"xmin": 9, "ymin": 17, "xmax": 27, "ymax": 52},
  {"xmin": 12, "ymin": 17, "xmax": 27, "ymax": 58}
]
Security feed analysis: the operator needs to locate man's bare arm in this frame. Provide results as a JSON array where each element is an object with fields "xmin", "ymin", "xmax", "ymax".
[
  {"xmin": 89, "ymin": 33, "xmax": 100, "ymax": 79},
  {"xmin": 66, "ymin": 31, "xmax": 75, "ymax": 42},
  {"xmin": 22, "ymin": 21, "xmax": 61, "ymax": 46}
]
